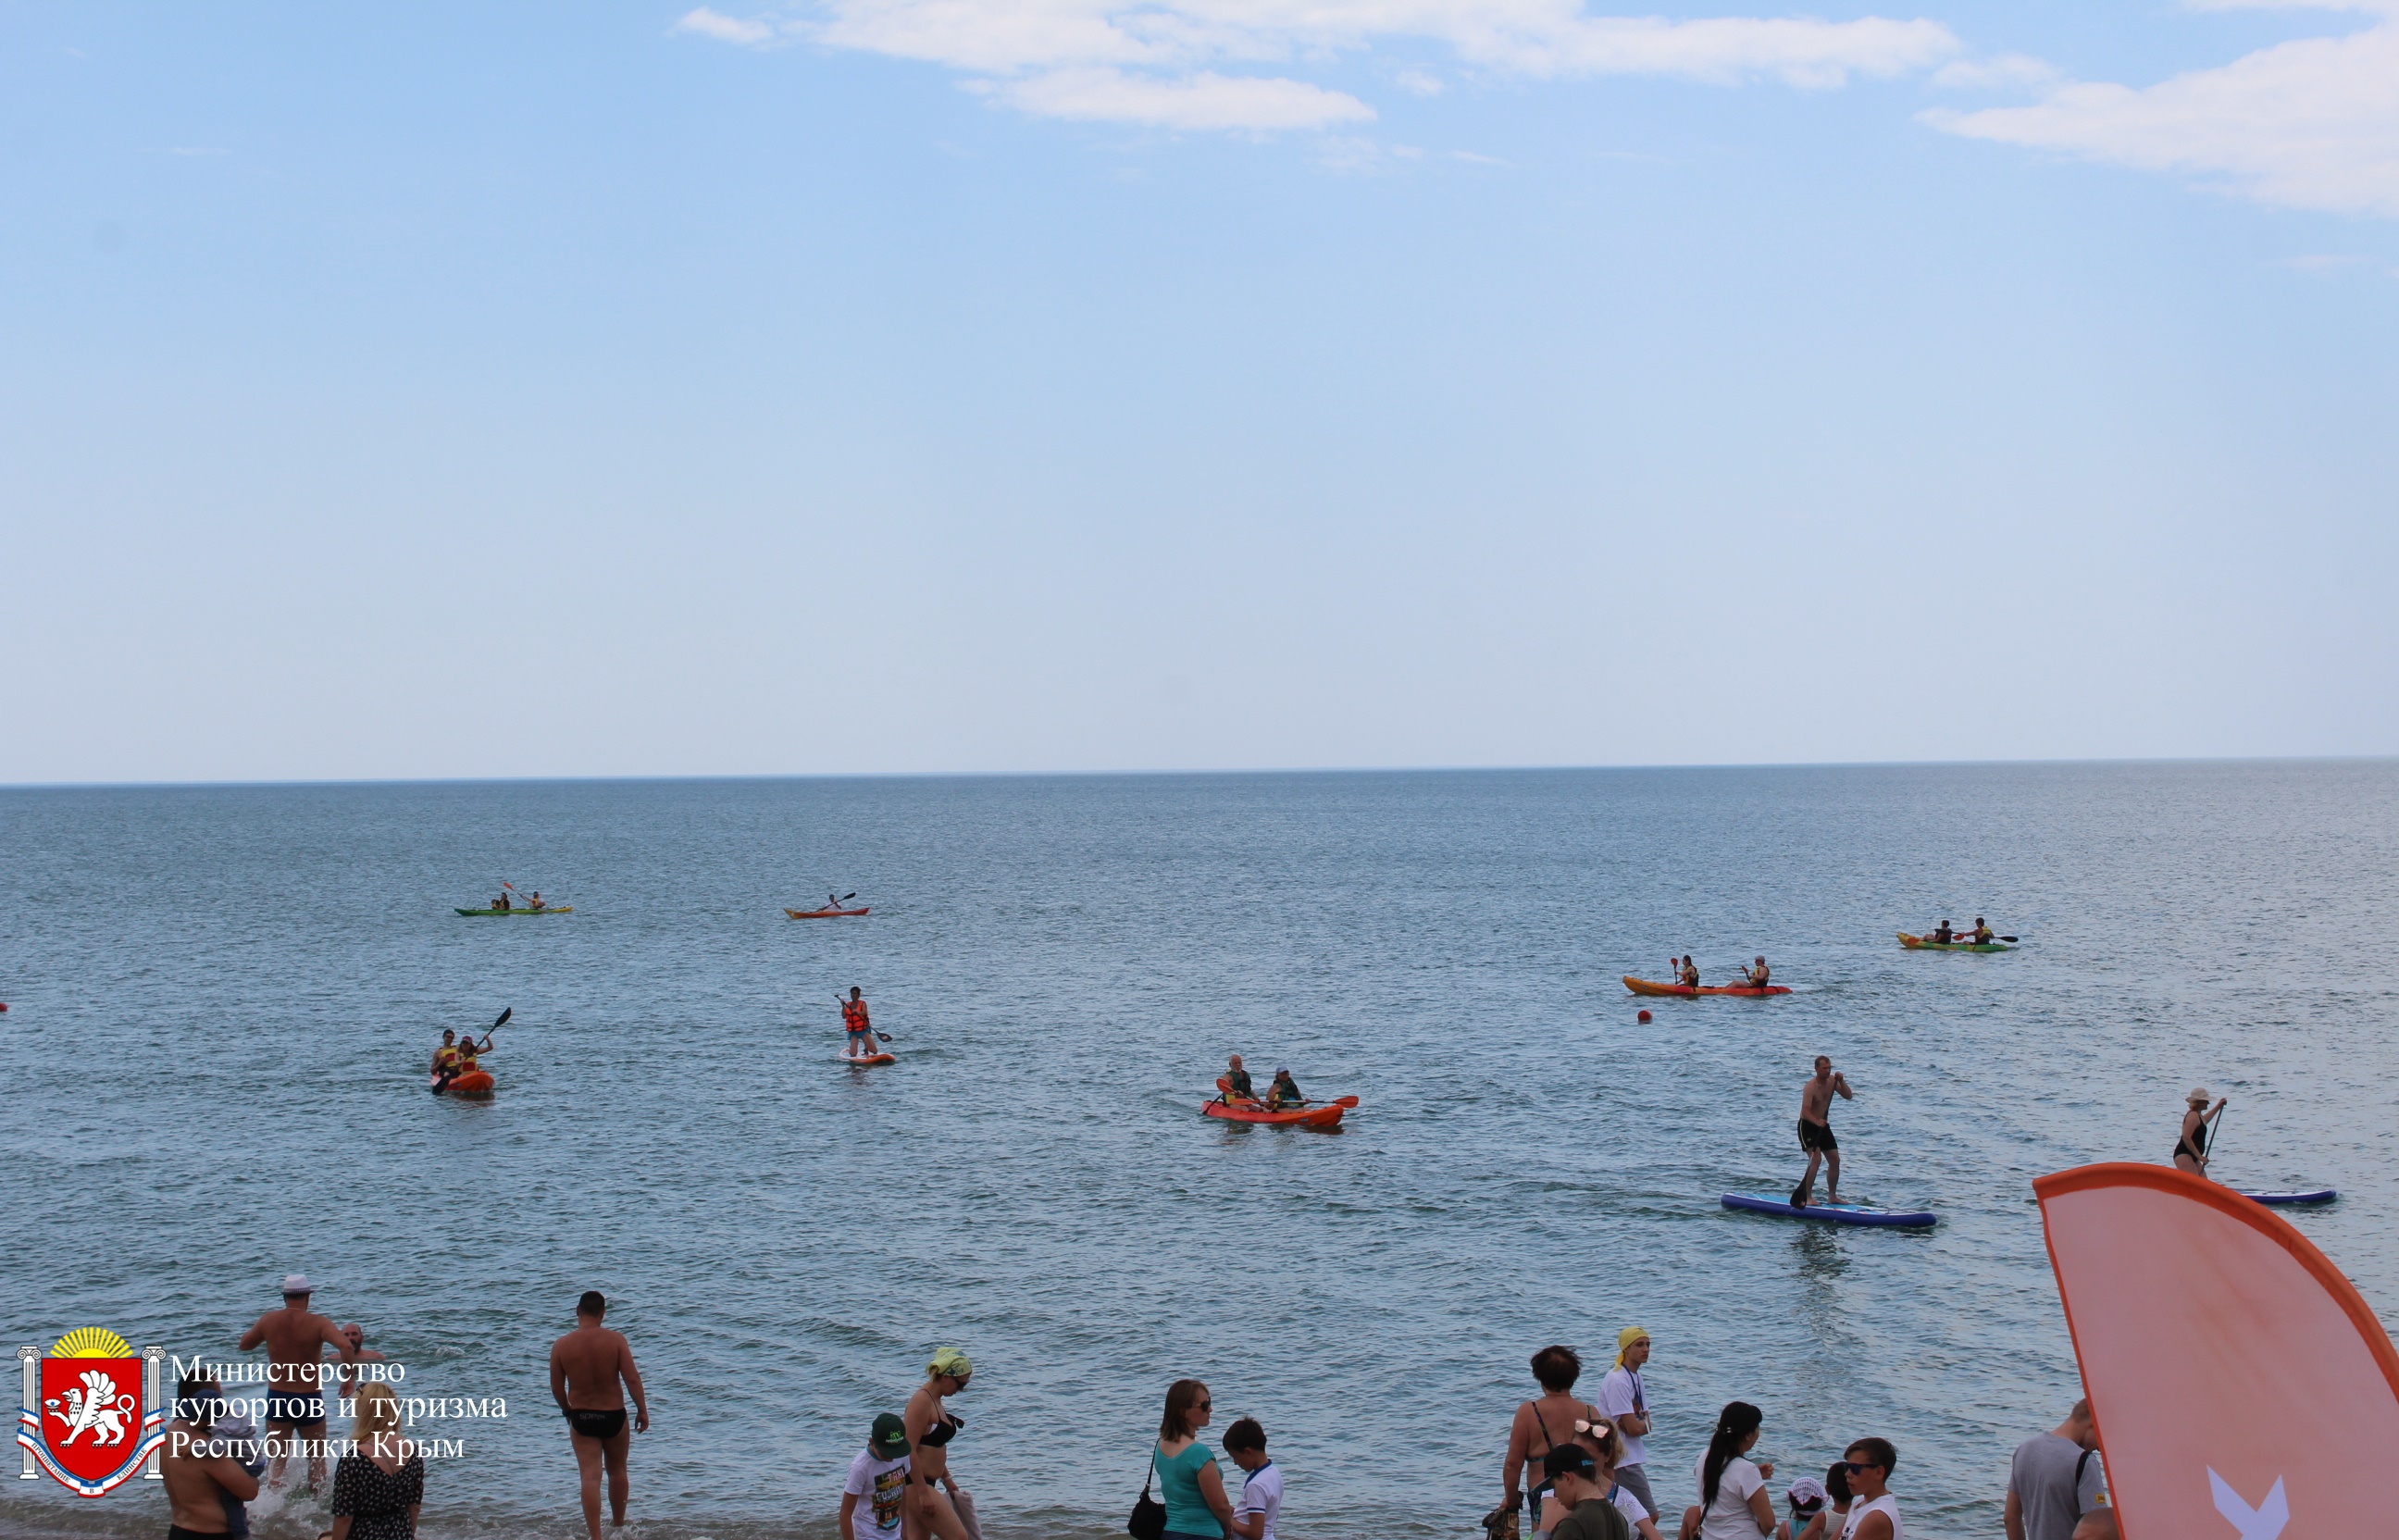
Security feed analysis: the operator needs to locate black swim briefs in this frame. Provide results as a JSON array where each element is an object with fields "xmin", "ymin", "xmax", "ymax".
[
  {"xmin": 265, "ymin": 1389, "xmax": 326, "ymax": 1427},
  {"xmin": 566, "ymin": 1408, "xmax": 628, "ymax": 1440},
  {"xmin": 1796, "ymin": 1117, "xmax": 1837, "ymax": 1152}
]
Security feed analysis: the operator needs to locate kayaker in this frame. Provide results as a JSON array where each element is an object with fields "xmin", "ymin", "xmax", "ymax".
[
  {"xmin": 1792, "ymin": 1056, "xmax": 1852, "ymax": 1208},
  {"xmin": 1264, "ymin": 1068, "xmax": 1305, "ymax": 1111},
  {"xmin": 528, "ymin": 890, "xmax": 546, "ymax": 911},
  {"xmin": 1677, "ymin": 956, "xmax": 1700, "ymax": 989},
  {"xmin": 840, "ymin": 988, "xmax": 873, "ymax": 1056},
  {"xmin": 1930, "ymin": 921, "xmax": 1956, "ymax": 945},
  {"xmin": 1742, "ymin": 957, "xmax": 1771, "ymax": 990},
  {"xmin": 496, "ymin": 890, "xmax": 512, "ymax": 911},
  {"xmin": 1970, "ymin": 918, "xmax": 1994, "ymax": 945},
  {"xmin": 1224, "ymin": 1055, "xmax": 1259, "ymax": 1105},
  {"xmin": 447, "ymin": 1026, "xmax": 497, "ymax": 1087},
  {"xmin": 430, "ymin": 1030, "xmax": 460, "ymax": 1076},
  {"xmin": 2174, "ymin": 1089, "xmax": 2227, "ymax": 1178}
]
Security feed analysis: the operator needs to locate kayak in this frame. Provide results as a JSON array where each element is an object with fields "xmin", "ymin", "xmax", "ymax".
[
  {"xmin": 430, "ymin": 1070, "xmax": 495, "ymax": 1098},
  {"xmin": 839, "ymin": 1049, "xmax": 896, "ymax": 1066},
  {"xmin": 1623, "ymin": 975, "xmax": 1791, "ymax": 998},
  {"xmin": 455, "ymin": 906, "xmax": 571, "ymax": 916},
  {"xmin": 2239, "ymin": 1188, "xmax": 2338, "ymax": 1207},
  {"xmin": 787, "ymin": 907, "xmax": 871, "ymax": 919},
  {"xmin": 1898, "ymin": 932, "xmax": 2014, "ymax": 951},
  {"xmin": 1202, "ymin": 1100, "xmax": 1346, "ymax": 1128},
  {"xmin": 1721, "ymin": 1192, "xmax": 1936, "ymax": 1228}
]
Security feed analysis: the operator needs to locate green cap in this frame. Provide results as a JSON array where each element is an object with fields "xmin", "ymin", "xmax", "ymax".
[{"xmin": 869, "ymin": 1412, "xmax": 909, "ymax": 1460}]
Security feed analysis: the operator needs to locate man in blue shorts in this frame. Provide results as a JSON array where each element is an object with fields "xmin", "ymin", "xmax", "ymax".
[{"xmin": 237, "ymin": 1274, "xmax": 349, "ymax": 1492}]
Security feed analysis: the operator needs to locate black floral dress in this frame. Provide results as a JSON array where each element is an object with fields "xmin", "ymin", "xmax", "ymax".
[{"xmin": 329, "ymin": 1448, "xmax": 424, "ymax": 1540}]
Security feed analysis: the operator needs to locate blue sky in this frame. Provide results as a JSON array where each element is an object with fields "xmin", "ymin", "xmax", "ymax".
[{"xmin": 3, "ymin": 1, "xmax": 2394, "ymax": 781}]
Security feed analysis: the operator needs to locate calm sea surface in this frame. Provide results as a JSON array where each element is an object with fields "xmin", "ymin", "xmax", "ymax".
[{"xmin": 4, "ymin": 764, "xmax": 2396, "ymax": 1540}]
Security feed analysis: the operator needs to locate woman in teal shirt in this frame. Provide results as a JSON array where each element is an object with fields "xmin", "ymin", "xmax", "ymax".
[{"xmin": 1154, "ymin": 1379, "xmax": 1234, "ymax": 1540}]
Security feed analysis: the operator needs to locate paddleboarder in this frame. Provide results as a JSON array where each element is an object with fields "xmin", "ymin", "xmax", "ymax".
[
  {"xmin": 1792, "ymin": 1056, "xmax": 1853, "ymax": 1208},
  {"xmin": 841, "ymin": 988, "xmax": 874, "ymax": 1056},
  {"xmin": 2173, "ymin": 1088, "xmax": 2227, "ymax": 1178}
]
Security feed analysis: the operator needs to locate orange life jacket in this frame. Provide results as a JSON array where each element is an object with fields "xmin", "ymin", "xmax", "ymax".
[{"xmin": 842, "ymin": 999, "xmax": 868, "ymax": 1031}]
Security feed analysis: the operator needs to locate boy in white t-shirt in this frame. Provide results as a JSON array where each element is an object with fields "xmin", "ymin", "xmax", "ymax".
[
  {"xmin": 1225, "ymin": 1417, "xmax": 1282, "ymax": 1540},
  {"xmin": 839, "ymin": 1413, "xmax": 914, "ymax": 1540}
]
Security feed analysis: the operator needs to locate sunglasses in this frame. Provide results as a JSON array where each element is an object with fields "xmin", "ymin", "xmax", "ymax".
[
  {"xmin": 1838, "ymin": 1461, "xmax": 1883, "ymax": 1473},
  {"xmin": 1194, "ymin": 1398, "xmax": 1212, "ymax": 1410}
]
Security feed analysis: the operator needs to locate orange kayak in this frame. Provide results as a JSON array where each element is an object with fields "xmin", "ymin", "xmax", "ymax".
[
  {"xmin": 787, "ymin": 906, "xmax": 870, "ymax": 919},
  {"xmin": 430, "ymin": 1069, "xmax": 495, "ymax": 1097},
  {"xmin": 1202, "ymin": 1100, "xmax": 1346, "ymax": 1128},
  {"xmin": 1622, "ymin": 975, "xmax": 1791, "ymax": 998}
]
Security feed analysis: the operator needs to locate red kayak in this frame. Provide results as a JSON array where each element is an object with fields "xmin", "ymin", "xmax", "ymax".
[
  {"xmin": 1623, "ymin": 975, "xmax": 1791, "ymax": 998},
  {"xmin": 786, "ymin": 906, "xmax": 870, "ymax": 919},
  {"xmin": 1202, "ymin": 1098, "xmax": 1349, "ymax": 1128}
]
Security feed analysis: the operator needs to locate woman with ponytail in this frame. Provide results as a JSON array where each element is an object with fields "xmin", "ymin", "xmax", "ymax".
[{"xmin": 1692, "ymin": 1401, "xmax": 1784, "ymax": 1540}]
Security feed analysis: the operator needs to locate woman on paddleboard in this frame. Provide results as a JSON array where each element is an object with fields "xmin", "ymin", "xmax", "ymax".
[
  {"xmin": 904, "ymin": 1348, "xmax": 976, "ymax": 1540},
  {"xmin": 2173, "ymin": 1088, "xmax": 2228, "ymax": 1178}
]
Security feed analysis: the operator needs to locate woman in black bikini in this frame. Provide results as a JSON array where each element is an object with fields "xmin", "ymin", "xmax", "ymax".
[
  {"xmin": 1499, "ymin": 1346, "xmax": 1602, "ymax": 1536},
  {"xmin": 905, "ymin": 1348, "xmax": 976, "ymax": 1540},
  {"xmin": 2175, "ymin": 1088, "xmax": 2228, "ymax": 1178}
]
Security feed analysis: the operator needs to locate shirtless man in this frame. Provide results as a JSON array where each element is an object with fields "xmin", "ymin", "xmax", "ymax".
[
  {"xmin": 335, "ymin": 1323, "xmax": 387, "ymax": 1413},
  {"xmin": 1792, "ymin": 1057, "xmax": 1854, "ymax": 1209},
  {"xmin": 236, "ymin": 1274, "xmax": 349, "ymax": 1491},
  {"xmin": 550, "ymin": 1290, "xmax": 651, "ymax": 1540},
  {"xmin": 162, "ymin": 1377, "xmax": 259, "ymax": 1539},
  {"xmin": 1743, "ymin": 957, "xmax": 1772, "ymax": 990}
]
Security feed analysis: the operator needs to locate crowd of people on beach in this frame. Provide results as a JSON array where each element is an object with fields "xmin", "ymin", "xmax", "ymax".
[{"xmin": 153, "ymin": 1276, "xmax": 2120, "ymax": 1540}]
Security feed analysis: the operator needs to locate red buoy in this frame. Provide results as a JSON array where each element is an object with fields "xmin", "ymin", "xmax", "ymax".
[{"xmin": 1635, "ymin": 1009, "xmax": 1651, "ymax": 1024}]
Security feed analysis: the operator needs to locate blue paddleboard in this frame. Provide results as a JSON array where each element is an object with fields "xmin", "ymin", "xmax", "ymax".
[
  {"xmin": 2238, "ymin": 1188, "xmax": 2337, "ymax": 1207},
  {"xmin": 1721, "ymin": 1192, "xmax": 1937, "ymax": 1228}
]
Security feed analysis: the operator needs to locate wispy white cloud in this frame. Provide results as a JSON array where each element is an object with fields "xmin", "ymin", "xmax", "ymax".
[
  {"xmin": 990, "ymin": 68, "xmax": 1374, "ymax": 129},
  {"xmin": 682, "ymin": 1, "xmax": 1961, "ymax": 130},
  {"xmin": 673, "ymin": 6, "xmax": 777, "ymax": 46},
  {"xmin": 1930, "ymin": 52, "xmax": 2060, "ymax": 92},
  {"xmin": 1924, "ymin": 4, "xmax": 2399, "ymax": 217}
]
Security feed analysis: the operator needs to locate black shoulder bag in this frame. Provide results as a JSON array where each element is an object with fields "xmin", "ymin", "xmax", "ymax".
[{"xmin": 1128, "ymin": 1453, "xmax": 1167, "ymax": 1540}]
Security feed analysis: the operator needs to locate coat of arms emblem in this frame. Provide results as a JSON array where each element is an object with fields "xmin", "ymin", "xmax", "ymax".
[{"xmin": 15, "ymin": 1329, "xmax": 165, "ymax": 1497}]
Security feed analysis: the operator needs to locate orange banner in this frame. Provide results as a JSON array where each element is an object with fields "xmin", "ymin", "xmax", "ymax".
[{"xmin": 2034, "ymin": 1163, "xmax": 2399, "ymax": 1538}]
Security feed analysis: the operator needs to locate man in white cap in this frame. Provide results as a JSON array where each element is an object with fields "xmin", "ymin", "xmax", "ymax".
[{"xmin": 236, "ymin": 1274, "xmax": 349, "ymax": 1491}]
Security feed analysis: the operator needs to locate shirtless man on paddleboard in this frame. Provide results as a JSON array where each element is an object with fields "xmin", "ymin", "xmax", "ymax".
[{"xmin": 1792, "ymin": 1057, "xmax": 1853, "ymax": 1209}]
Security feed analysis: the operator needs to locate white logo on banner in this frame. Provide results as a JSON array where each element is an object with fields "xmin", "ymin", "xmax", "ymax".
[{"xmin": 2206, "ymin": 1469, "xmax": 2288, "ymax": 1540}]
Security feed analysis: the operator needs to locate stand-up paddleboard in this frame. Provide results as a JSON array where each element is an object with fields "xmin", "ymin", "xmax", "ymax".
[
  {"xmin": 1624, "ymin": 976, "xmax": 1792, "ymax": 998},
  {"xmin": 2236, "ymin": 1187, "xmax": 2337, "ymax": 1207},
  {"xmin": 1721, "ymin": 1192, "xmax": 1936, "ymax": 1228},
  {"xmin": 839, "ymin": 1049, "xmax": 896, "ymax": 1066}
]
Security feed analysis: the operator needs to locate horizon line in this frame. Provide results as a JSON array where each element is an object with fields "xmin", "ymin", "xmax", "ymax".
[{"xmin": 3, "ymin": 752, "xmax": 2392, "ymax": 794}]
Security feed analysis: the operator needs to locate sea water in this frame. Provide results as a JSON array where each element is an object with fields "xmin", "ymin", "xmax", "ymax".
[{"xmin": 3, "ymin": 763, "xmax": 2394, "ymax": 1539}]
